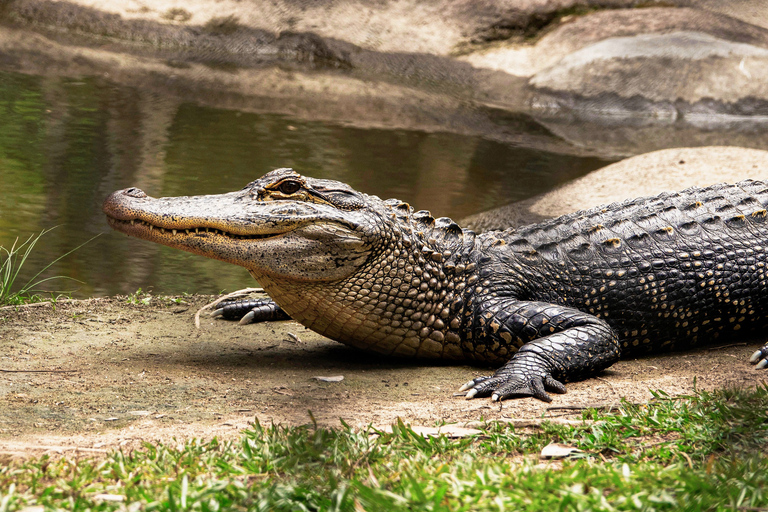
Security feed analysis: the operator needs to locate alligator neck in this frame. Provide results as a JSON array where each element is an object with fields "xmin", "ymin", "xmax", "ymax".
[{"xmin": 252, "ymin": 203, "xmax": 480, "ymax": 359}]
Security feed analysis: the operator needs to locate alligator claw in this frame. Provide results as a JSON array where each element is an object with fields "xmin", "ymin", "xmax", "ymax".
[
  {"xmin": 239, "ymin": 310, "xmax": 256, "ymax": 325},
  {"xmin": 459, "ymin": 377, "xmax": 490, "ymax": 393},
  {"xmin": 750, "ymin": 346, "xmax": 768, "ymax": 368},
  {"xmin": 211, "ymin": 298, "xmax": 290, "ymax": 324}
]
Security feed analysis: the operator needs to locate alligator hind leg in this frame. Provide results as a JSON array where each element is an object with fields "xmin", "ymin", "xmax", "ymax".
[
  {"xmin": 211, "ymin": 298, "xmax": 291, "ymax": 324},
  {"xmin": 750, "ymin": 343, "xmax": 768, "ymax": 369},
  {"xmin": 461, "ymin": 301, "xmax": 621, "ymax": 402}
]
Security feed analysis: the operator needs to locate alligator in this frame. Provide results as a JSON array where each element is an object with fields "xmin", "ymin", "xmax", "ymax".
[{"xmin": 103, "ymin": 168, "xmax": 768, "ymax": 402}]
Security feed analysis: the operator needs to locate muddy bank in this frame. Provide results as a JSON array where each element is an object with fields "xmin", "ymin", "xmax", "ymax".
[{"xmin": 0, "ymin": 294, "xmax": 764, "ymax": 457}]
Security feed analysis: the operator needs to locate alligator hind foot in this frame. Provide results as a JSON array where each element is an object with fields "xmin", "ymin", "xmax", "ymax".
[
  {"xmin": 750, "ymin": 344, "xmax": 768, "ymax": 369},
  {"xmin": 460, "ymin": 352, "xmax": 567, "ymax": 403},
  {"xmin": 211, "ymin": 298, "xmax": 291, "ymax": 325}
]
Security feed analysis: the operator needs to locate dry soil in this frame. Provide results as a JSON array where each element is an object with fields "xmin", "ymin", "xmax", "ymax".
[{"xmin": 0, "ymin": 293, "xmax": 764, "ymax": 458}]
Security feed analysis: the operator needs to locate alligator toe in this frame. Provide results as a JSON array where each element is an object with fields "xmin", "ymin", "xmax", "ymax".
[
  {"xmin": 489, "ymin": 373, "xmax": 566, "ymax": 403},
  {"xmin": 459, "ymin": 376, "xmax": 491, "ymax": 393},
  {"xmin": 212, "ymin": 298, "xmax": 290, "ymax": 324},
  {"xmin": 750, "ymin": 345, "xmax": 768, "ymax": 368}
]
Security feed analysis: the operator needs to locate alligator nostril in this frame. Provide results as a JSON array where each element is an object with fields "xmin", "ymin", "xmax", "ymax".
[{"xmin": 125, "ymin": 187, "xmax": 147, "ymax": 198}]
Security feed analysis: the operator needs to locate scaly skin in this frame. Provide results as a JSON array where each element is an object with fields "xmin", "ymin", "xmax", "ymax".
[{"xmin": 103, "ymin": 168, "xmax": 768, "ymax": 401}]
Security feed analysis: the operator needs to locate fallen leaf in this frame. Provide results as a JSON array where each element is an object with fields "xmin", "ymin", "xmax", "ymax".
[
  {"xmin": 93, "ymin": 494, "xmax": 125, "ymax": 502},
  {"xmin": 540, "ymin": 443, "xmax": 582, "ymax": 459},
  {"xmin": 313, "ymin": 375, "xmax": 344, "ymax": 382}
]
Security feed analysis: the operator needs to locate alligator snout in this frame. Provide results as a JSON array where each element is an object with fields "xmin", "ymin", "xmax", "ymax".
[{"xmin": 102, "ymin": 187, "xmax": 150, "ymax": 220}]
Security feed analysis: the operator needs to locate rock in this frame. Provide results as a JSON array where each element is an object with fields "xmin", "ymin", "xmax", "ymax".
[
  {"xmin": 461, "ymin": 146, "xmax": 768, "ymax": 232},
  {"xmin": 464, "ymin": 7, "xmax": 768, "ymax": 122},
  {"xmin": 531, "ymin": 30, "xmax": 768, "ymax": 101},
  {"xmin": 466, "ymin": 7, "xmax": 768, "ymax": 78}
]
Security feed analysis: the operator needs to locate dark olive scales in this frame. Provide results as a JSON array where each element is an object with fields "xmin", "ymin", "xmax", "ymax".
[{"xmin": 103, "ymin": 169, "xmax": 768, "ymax": 402}]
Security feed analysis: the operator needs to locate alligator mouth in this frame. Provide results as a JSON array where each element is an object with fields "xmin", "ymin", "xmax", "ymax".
[{"xmin": 105, "ymin": 216, "xmax": 287, "ymax": 241}]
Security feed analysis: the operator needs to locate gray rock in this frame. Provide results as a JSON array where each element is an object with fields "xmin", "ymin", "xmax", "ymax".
[
  {"xmin": 461, "ymin": 146, "xmax": 768, "ymax": 232},
  {"xmin": 530, "ymin": 30, "xmax": 768, "ymax": 104}
]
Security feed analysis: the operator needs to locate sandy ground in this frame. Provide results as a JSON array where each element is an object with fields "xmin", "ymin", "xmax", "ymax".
[{"xmin": 0, "ymin": 294, "xmax": 764, "ymax": 458}]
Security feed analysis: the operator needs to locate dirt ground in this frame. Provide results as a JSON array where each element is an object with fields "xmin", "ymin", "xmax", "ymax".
[{"xmin": 0, "ymin": 294, "xmax": 764, "ymax": 458}]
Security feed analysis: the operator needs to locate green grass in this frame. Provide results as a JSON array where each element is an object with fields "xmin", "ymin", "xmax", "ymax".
[
  {"xmin": 1, "ymin": 385, "xmax": 767, "ymax": 511},
  {"xmin": 0, "ymin": 228, "xmax": 97, "ymax": 306},
  {"xmin": 125, "ymin": 288, "xmax": 189, "ymax": 306}
]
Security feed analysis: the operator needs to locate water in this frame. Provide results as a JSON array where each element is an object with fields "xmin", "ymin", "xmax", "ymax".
[{"xmin": 0, "ymin": 70, "xmax": 612, "ymax": 298}]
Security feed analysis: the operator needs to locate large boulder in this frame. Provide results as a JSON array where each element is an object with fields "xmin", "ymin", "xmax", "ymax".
[{"xmin": 461, "ymin": 146, "xmax": 768, "ymax": 232}]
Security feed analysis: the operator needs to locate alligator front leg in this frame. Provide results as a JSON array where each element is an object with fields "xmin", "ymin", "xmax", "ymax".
[
  {"xmin": 462, "ymin": 301, "xmax": 621, "ymax": 402},
  {"xmin": 211, "ymin": 298, "xmax": 291, "ymax": 324}
]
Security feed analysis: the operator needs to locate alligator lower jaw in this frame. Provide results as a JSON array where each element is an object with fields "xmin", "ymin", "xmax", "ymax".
[{"xmin": 105, "ymin": 216, "xmax": 284, "ymax": 242}]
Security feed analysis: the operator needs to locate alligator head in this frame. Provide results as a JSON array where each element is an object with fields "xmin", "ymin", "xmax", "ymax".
[
  {"xmin": 103, "ymin": 168, "xmax": 476, "ymax": 358},
  {"xmin": 103, "ymin": 168, "xmax": 377, "ymax": 281}
]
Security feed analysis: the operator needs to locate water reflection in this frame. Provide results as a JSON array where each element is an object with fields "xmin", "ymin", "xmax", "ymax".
[{"xmin": 0, "ymin": 70, "xmax": 611, "ymax": 298}]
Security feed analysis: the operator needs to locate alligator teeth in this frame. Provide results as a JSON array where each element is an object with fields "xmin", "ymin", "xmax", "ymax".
[
  {"xmin": 149, "ymin": 225, "xmax": 153, "ymax": 231},
  {"xmin": 130, "ymin": 220, "xmax": 135, "ymax": 225},
  {"xmin": 185, "ymin": 229, "xmax": 190, "ymax": 234},
  {"xmin": 172, "ymin": 229, "xmax": 177, "ymax": 235}
]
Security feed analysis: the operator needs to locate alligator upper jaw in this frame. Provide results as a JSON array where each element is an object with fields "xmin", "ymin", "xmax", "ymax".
[
  {"xmin": 102, "ymin": 188, "xmax": 294, "ymax": 243},
  {"xmin": 104, "ymin": 215, "xmax": 281, "ymax": 242}
]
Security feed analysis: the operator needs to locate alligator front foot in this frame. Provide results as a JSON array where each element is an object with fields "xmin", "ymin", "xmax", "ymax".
[
  {"xmin": 460, "ymin": 355, "xmax": 566, "ymax": 403},
  {"xmin": 750, "ymin": 343, "xmax": 768, "ymax": 369},
  {"xmin": 211, "ymin": 298, "xmax": 290, "ymax": 325}
]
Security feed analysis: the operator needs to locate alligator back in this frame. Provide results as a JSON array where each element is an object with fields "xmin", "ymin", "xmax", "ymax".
[{"xmin": 493, "ymin": 180, "xmax": 768, "ymax": 356}]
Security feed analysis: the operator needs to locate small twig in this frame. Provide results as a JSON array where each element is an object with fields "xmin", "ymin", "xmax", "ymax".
[
  {"xmin": 546, "ymin": 402, "xmax": 628, "ymax": 412},
  {"xmin": 194, "ymin": 288, "xmax": 264, "ymax": 328},
  {"xmin": 707, "ymin": 342, "xmax": 747, "ymax": 351},
  {"xmin": 0, "ymin": 368, "xmax": 79, "ymax": 373},
  {"xmin": 0, "ymin": 444, "xmax": 108, "ymax": 454},
  {"xmin": 595, "ymin": 376, "xmax": 618, "ymax": 395},
  {"xmin": 678, "ymin": 449, "xmax": 694, "ymax": 469}
]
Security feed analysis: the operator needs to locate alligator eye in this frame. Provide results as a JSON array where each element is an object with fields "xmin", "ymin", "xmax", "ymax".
[{"xmin": 277, "ymin": 180, "xmax": 301, "ymax": 195}]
